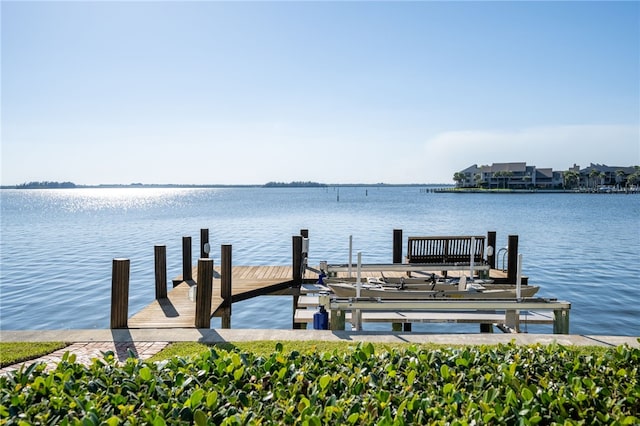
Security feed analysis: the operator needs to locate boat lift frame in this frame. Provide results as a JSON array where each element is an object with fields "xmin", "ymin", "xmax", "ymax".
[{"xmin": 320, "ymin": 295, "xmax": 571, "ymax": 334}]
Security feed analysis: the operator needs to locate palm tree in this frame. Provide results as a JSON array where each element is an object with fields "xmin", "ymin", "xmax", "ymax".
[
  {"xmin": 589, "ymin": 169, "xmax": 601, "ymax": 191},
  {"xmin": 503, "ymin": 171, "xmax": 513, "ymax": 189},
  {"xmin": 453, "ymin": 172, "xmax": 466, "ymax": 187},
  {"xmin": 492, "ymin": 171, "xmax": 503, "ymax": 189},
  {"xmin": 562, "ymin": 170, "xmax": 579, "ymax": 190},
  {"xmin": 474, "ymin": 173, "xmax": 483, "ymax": 188},
  {"xmin": 627, "ymin": 168, "xmax": 640, "ymax": 189},
  {"xmin": 615, "ymin": 169, "xmax": 626, "ymax": 189}
]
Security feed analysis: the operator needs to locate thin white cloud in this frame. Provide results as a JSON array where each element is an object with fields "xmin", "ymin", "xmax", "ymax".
[{"xmin": 424, "ymin": 125, "xmax": 640, "ymax": 183}]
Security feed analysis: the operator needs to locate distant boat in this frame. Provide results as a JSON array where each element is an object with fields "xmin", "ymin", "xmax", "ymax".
[{"xmin": 327, "ymin": 277, "xmax": 539, "ymax": 299}]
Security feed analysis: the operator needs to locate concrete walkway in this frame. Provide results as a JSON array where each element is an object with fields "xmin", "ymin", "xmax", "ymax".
[
  {"xmin": 2, "ymin": 329, "xmax": 638, "ymax": 375},
  {"xmin": 1, "ymin": 341, "xmax": 169, "ymax": 375}
]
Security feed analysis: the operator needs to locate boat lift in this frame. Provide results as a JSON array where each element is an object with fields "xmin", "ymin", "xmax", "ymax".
[
  {"xmin": 315, "ymin": 252, "xmax": 570, "ymax": 334},
  {"xmin": 317, "ymin": 293, "xmax": 571, "ymax": 334}
]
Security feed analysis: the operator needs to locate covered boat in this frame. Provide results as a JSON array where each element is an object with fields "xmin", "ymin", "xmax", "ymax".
[{"xmin": 327, "ymin": 277, "xmax": 539, "ymax": 299}]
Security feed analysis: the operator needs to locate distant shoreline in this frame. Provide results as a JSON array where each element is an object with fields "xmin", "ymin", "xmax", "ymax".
[
  {"xmin": 0, "ymin": 182, "xmax": 452, "ymax": 190},
  {"xmin": 3, "ymin": 182, "xmax": 637, "ymax": 193}
]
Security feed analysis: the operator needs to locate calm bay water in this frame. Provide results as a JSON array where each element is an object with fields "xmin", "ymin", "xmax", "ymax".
[{"xmin": 1, "ymin": 187, "xmax": 638, "ymax": 335}]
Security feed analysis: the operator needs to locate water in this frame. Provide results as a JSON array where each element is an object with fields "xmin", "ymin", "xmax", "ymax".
[{"xmin": 1, "ymin": 187, "xmax": 638, "ymax": 335}]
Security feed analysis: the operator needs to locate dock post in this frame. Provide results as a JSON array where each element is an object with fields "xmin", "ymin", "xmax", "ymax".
[
  {"xmin": 507, "ymin": 235, "xmax": 519, "ymax": 284},
  {"xmin": 393, "ymin": 229, "xmax": 403, "ymax": 263},
  {"xmin": 292, "ymin": 235, "xmax": 303, "ymax": 283},
  {"xmin": 487, "ymin": 231, "xmax": 496, "ymax": 269},
  {"xmin": 392, "ymin": 229, "xmax": 408, "ymax": 331},
  {"xmin": 154, "ymin": 245, "xmax": 167, "ymax": 300},
  {"xmin": 553, "ymin": 309, "xmax": 570, "ymax": 334},
  {"xmin": 300, "ymin": 229, "xmax": 309, "ymax": 255},
  {"xmin": 221, "ymin": 244, "xmax": 232, "ymax": 329},
  {"xmin": 200, "ymin": 228, "xmax": 209, "ymax": 259},
  {"xmin": 195, "ymin": 258, "xmax": 214, "ymax": 328},
  {"xmin": 505, "ymin": 310, "xmax": 520, "ymax": 332},
  {"xmin": 110, "ymin": 258, "xmax": 130, "ymax": 329},
  {"xmin": 330, "ymin": 308, "xmax": 346, "ymax": 330},
  {"xmin": 182, "ymin": 236, "xmax": 192, "ymax": 282},
  {"xmin": 480, "ymin": 324, "xmax": 494, "ymax": 333},
  {"xmin": 392, "ymin": 323, "xmax": 412, "ymax": 332},
  {"xmin": 300, "ymin": 229, "xmax": 309, "ymax": 276},
  {"xmin": 292, "ymin": 235, "xmax": 305, "ymax": 329}
]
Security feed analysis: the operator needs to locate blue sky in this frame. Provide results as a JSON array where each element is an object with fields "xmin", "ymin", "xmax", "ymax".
[{"xmin": 2, "ymin": 1, "xmax": 638, "ymax": 185}]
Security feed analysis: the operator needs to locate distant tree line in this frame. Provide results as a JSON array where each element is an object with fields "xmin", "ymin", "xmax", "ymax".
[
  {"xmin": 16, "ymin": 181, "xmax": 77, "ymax": 189},
  {"xmin": 263, "ymin": 181, "xmax": 327, "ymax": 188},
  {"xmin": 559, "ymin": 168, "xmax": 640, "ymax": 190}
]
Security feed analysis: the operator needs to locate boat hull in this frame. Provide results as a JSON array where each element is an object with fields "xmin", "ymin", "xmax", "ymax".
[{"xmin": 327, "ymin": 282, "xmax": 540, "ymax": 299}]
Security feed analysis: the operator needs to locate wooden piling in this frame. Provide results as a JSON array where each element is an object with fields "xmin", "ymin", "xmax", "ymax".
[
  {"xmin": 391, "ymin": 229, "xmax": 406, "ymax": 330},
  {"xmin": 507, "ymin": 235, "xmax": 519, "ymax": 283},
  {"xmin": 487, "ymin": 231, "xmax": 496, "ymax": 269},
  {"xmin": 221, "ymin": 307, "xmax": 231, "ymax": 329},
  {"xmin": 393, "ymin": 229, "xmax": 403, "ymax": 264},
  {"xmin": 554, "ymin": 309, "xmax": 570, "ymax": 334},
  {"xmin": 480, "ymin": 324, "xmax": 494, "ymax": 333},
  {"xmin": 221, "ymin": 244, "xmax": 232, "ymax": 328},
  {"xmin": 292, "ymin": 235, "xmax": 303, "ymax": 283},
  {"xmin": 200, "ymin": 228, "xmax": 209, "ymax": 259},
  {"xmin": 392, "ymin": 323, "xmax": 411, "ymax": 332},
  {"xmin": 154, "ymin": 245, "xmax": 167, "ymax": 300},
  {"xmin": 330, "ymin": 308, "xmax": 346, "ymax": 330},
  {"xmin": 195, "ymin": 258, "xmax": 214, "ymax": 328},
  {"xmin": 110, "ymin": 258, "xmax": 130, "ymax": 329},
  {"xmin": 292, "ymin": 234, "xmax": 305, "ymax": 329},
  {"xmin": 182, "ymin": 236, "xmax": 192, "ymax": 281},
  {"xmin": 505, "ymin": 309, "xmax": 520, "ymax": 332},
  {"xmin": 300, "ymin": 229, "xmax": 309, "ymax": 270}
]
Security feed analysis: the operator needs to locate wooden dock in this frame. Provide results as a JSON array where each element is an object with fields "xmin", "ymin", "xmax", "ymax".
[
  {"xmin": 114, "ymin": 229, "xmax": 559, "ymax": 332},
  {"xmin": 128, "ymin": 265, "xmax": 296, "ymax": 328},
  {"xmin": 127, "ymin": 265, "xmax": 438, "ymax": 328},
  {"xmin": 127, "ymin": 264, "xmax": 523, "ymax": 329}
]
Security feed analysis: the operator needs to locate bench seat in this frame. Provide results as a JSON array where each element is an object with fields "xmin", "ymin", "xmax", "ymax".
[{"xmin": 407, "ymin": 236, "xmax": 486, "ymax": 277}]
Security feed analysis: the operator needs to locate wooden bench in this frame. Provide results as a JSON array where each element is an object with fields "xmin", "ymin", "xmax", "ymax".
[{"xmin": 407, "ymin": 236, "xmax": 487, "ymax": 277}]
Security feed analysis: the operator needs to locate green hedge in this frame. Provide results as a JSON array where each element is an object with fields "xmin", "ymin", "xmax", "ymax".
[{"xmin": 1, "ymin": 342, "xmax": 638, "ymax": 425}]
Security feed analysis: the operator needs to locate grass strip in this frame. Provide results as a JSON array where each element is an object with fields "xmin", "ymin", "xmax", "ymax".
[
  {"xmin": 0, "ymin": 342, "xmax": 67, "ymax": 367},
  {"xmin": 1, "ymin": 340, "xmax": 611, "ymax": 367}
]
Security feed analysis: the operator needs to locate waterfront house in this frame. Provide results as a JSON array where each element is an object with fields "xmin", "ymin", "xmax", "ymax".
[
  {"xmin": 456, "ymin": 162, "xmax": 638, "ymax": 190},
  {"xmin": 578, "ymin": 163, "xmax": 638, "ymax": 189},
  {"xmin": 457, "ymin": 162, "xmax": 562, "ymax": 189}
]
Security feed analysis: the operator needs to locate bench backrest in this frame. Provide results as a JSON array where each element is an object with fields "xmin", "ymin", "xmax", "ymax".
[{"xmin": 407, "ymin": 236, "xmax": 485, "ymax": 264}]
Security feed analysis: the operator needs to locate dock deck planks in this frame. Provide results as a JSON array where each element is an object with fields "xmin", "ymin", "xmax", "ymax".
[{"xmin": 128, "ymin": 265, "xmax": 295, "ymax": 329}]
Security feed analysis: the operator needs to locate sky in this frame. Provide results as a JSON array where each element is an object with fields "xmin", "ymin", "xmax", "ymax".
[{"xmin": 2, "ymin": 1, "xmax": 639, "ymax": 186}]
